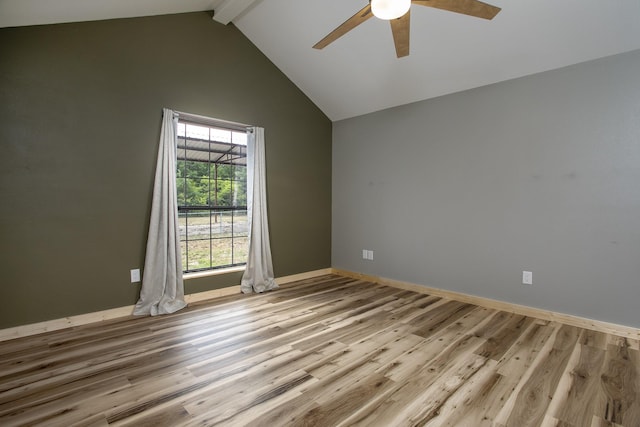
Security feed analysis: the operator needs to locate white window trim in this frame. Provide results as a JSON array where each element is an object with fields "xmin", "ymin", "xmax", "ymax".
[{"xmin": 183, "ymin": 265, "xmax": 246, "ymax": 280}]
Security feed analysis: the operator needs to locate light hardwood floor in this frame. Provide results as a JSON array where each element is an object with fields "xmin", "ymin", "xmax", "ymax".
[{"xmin": 0, "ymin": 275, "xmax": 638, "ymax": 426}]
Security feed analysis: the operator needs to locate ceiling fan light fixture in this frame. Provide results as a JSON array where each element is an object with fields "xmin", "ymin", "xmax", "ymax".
[{"xmin": 371, "ymin": 0, "xmax": 411, "ymax": 20}]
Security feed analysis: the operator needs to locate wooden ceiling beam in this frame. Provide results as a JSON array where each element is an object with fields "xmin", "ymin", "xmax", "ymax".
[{"xmin": 212, "ymin": 0, "xmax": 260, "ymax": 25}]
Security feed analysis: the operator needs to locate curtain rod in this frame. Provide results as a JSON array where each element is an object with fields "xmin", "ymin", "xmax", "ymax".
[{"xmin": 172, "ymin": 109, "xmax": 254, "ymax": 132}]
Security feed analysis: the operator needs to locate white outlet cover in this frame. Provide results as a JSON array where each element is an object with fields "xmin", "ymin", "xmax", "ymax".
[
  {"xmin": 131, "ymin": 269, "xmax": 141, "ymax": 283},
  {"xmin": 522, "ymin": 271, "xmax": 533, "ymax": 285}
]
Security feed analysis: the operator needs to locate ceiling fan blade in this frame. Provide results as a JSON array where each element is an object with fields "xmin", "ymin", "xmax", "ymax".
[
  {"xmin": 390, "ymin": 11, "xmax": 410, "ymax": 58},
  {"xmin": 412, "ymin": 0, "xmax": 501, "ymax": 20},
  {"xmin": 313, "ymin": 4, "xmax": 374, "ymax": 50}
]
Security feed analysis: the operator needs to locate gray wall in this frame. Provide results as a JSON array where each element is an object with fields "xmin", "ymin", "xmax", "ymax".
[
  {"xmin": 0, "ymin": 12, "xmax": 332, "ymax": 328},
  {"xmin": 333, "ymin": 49, "xmax": 640, "ymax": 328}
]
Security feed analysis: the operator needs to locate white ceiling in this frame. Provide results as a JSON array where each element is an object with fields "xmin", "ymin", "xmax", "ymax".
[{"xmin": 2, "ymin": 0, "xmax": 640, "ymax": 121}]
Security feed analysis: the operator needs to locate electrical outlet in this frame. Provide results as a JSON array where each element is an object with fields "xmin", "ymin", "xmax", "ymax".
[
  {"xmin": 131, "ymin": 268, "xmax": 141, "ymax": 283},
  {"xmin": 522, "ymin": 271, "xmax": 532, "ymax": 285},
  {"xmin": 362, "ymin": 249, "xmax": 368, "ymax": 260},
  {"xmin": 367, "ymin": 250, "xmax": 374, "ymax": 260}
]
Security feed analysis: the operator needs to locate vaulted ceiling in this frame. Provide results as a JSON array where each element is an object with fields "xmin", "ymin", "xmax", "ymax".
[{"xmin": 2, "ymin": 0, "xmax": 640, "ymax": 121}]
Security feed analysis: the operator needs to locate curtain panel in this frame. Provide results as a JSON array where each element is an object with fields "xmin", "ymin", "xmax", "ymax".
[
  {"xmin": 241, "ymin": 127, "xmax": 278, "ymax": 293},
  {"xmin": 133, "ymin": 108, "xmax": 187, "ymax": 315}
]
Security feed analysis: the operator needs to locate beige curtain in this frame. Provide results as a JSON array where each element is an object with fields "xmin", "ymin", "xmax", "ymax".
[
  {"xmin": 241, "ymin": 127, "xmax": 278, "ymax": 293},
  {"xmin": 133, "ymin": 108, "xmax": 187, "ymax": 315}
]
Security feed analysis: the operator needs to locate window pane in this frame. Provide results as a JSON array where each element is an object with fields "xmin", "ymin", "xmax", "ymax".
[
  {"xmin": 208, "ymin": 180, "xmax": 224, "ymax": 207},
  {"xmin": 217, "ymin": 164, "xmax": 233, "ymax": 179},
  {"xmin": 234, "ymin": 175, "xmax": 247, "ymax": 206},
  {"xmin": 212, "ymin": 237, "xmax": 233, "ymax": 267},
  {"xmin": 177, "ymin": 123, "xmax": 186, "ymax": 137},
  {"xmin": 233, "ymin": 210, "xmax": 248, "ymax": 237},
  {"xmin": 211, "ymin": 210, "xmax": 231, "ymax": 238},
  {"xmin": 186, "ymin": 211, "xmax": 211, "ymax": 241},
  {"xmin": 211, "ymin": 128, "xmax": 231, "ymax": 143},
  {"xmin": 233, "ymin": 236, "xmax": 248, "ymax": 265},
  {"xmin": 234, "ymin": 165, "xmax": 247, "ymax": 181},
  {"xmin": 177, "ymin": 138, "xmax": 188, "ymax": 163},
  {"xmin": 186, "ymin": 124, "xmax": 209, "ymax": 140},
  {"xmin": 232, "ymin": 131, "xmax": 247, "ymax": 146},
  {"xmin": 176, "ymin": 177, "xmax": 186, "ymax": 205},
  {"xmin": 187, "ymin": 240, "xmax": 211, "ymax": 270},
  {"xmin": 185, "ymin": 178, "xmax": 209, "ymax": 206},
  {"xmin": 176, "ymin": 159, "xmax": 186, "ymax": 178},
  {"xmin": 213, "ymin": 179, "xmax": 233, "ymax": 207},
  {"xmin": 180, "ymin": 241, "xmax": 187, "ymax": 270},
  {"xmin": 186, "ymin": 160, "xmax": 208, "ymax": 178},
  {"xmin": 178, "ymin": 212, "xmax": 188, "ymax": 240}
]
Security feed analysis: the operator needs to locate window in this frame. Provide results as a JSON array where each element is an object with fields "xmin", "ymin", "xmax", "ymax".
[{"xmin": 176, "ymin": 118, "xmax": 248, "ymax": 273}]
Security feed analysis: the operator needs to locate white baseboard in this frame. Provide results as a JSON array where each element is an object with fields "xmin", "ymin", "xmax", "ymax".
[
  {"xmin": 0, "ymin": 268, "xmax": 332, "ymax": 342},
  {"xmin": 273, "ymin": 268, "xmax": 333, "ymax": 284},
  {"xmin": 332, "ymin": 268, "xmax": 640, "ymax": 341},
  {"xmin": 5, "ymin": 267, "xmax": 636, "ymax": 342}
]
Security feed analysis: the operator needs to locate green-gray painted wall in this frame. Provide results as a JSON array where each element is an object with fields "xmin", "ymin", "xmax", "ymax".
[{"xmin": 0, "ymin": 12, "xmax": 332, "ymax": 328}]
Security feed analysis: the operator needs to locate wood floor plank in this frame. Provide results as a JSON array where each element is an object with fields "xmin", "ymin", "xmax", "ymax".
[
  {"xmin": 593, "ymin": 339, "xmax": 640, "ymax": 426},
  {"xmin": 497, "ymin": 324, "xmax": 582, "ymax": 426},
  {"xmin": 548, "ymin": 340, "xmax": 606, "ymax": 426},
  {"xmin": 420, "ymin": 358, "xmax": 501, "ymax": 427},
  {"xmin": 286, "ymin": 373, "xmax": 393, "ymax": 427},
  {"xmin": 182, "ymin": 371, "xmax": 315, "ymax": 426},
  {"xmin": 0, "ymin": 371, "xmax": 133, "ymax": 417},
  {"xmin": 344, "ymin": 334, "xmax": 487, "ymax": 425},
  {"xmin": 1, "ymin": 274, "xmax": 639, "ymax": 426},
  {"xmin": 376, "ymin": 306, "xmax": 495, "ymax": 384},
  {"xmin": 0, "ymin": 374, "xmax": 132, "ymax": 426},
  {"xmin": 474, "ymin": 314, "xmax": 533, "ymax": 361},
  {"xmin": 418, "ymin": 319, "xmax": 551, "ymax": 426}
]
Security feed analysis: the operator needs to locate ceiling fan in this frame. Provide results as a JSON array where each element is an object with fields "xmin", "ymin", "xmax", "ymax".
[{"xmin": 313, "ymin": 0, "xmax": 501, "ymax": 58}]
